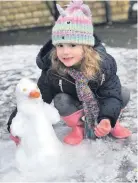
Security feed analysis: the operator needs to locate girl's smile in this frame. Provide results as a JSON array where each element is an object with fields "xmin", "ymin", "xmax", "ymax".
[{"xmin": 63, "ymin": 57, "xmax": 73, "ymax": 61}]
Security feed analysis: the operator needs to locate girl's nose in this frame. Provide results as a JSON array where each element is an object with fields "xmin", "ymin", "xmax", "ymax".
[{"xmin": 63, "ymin": 46, "xmax": 70, "ymax": 54}]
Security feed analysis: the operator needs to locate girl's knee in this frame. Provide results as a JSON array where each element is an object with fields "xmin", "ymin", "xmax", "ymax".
[
  {"xmin": 121, "ymin": 87, "xmax": 130, "ymax": 109},
  {"xmin": 53, "ymin": 93, "xmax": 78, "ymax": 116},
  {"xmin": 54, "ymin": 93, "xmax": 74, "ymax": 105}
]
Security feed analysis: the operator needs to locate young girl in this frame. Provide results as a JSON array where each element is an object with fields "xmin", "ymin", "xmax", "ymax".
[{"xmin": 8, "ymin": 0, "xmax": 131, "ymax": 145}]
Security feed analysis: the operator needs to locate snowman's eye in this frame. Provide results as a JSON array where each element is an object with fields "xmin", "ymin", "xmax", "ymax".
[{"xmin": 23, "ymin": 88, "xmax": 27, "ymax": 92}]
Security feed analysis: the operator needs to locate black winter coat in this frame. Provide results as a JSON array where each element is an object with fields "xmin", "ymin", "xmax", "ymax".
[{"xmin": 36, "ymin": 38, "xmax": 123, "ymax": 128}]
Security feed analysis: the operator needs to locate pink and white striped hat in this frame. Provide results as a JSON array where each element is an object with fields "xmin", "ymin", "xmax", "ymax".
[{"xmin": 52, "ymin": 0, "xmax": 95, "ymax": 46}]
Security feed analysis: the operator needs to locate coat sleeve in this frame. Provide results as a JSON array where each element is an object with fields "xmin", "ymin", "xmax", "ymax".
[
  {"xmin": 7, "ymin": 107, "xmax": 17, "ymax": 132},
  {"xmin": 96, "ymin": 53, "xmax": 123, "ymax": 128},
  {"xmin": 37, "ymin": 70, "xmax": 54, "ymax": 104}
]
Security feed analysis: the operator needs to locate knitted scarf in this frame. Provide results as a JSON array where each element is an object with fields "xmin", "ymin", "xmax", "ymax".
[{"xmin": 64, "ymin": 68, "xmax": 99, "ymax": 139}]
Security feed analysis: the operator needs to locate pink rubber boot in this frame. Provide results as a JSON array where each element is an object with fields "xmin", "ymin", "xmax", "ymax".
[
  {"xmin": 110, "ymin": 120, "xmax": 131, "ymax": 138},
  {"xmin": 62, "ymin": 109, "xmax": 84, "ymax": 145}
]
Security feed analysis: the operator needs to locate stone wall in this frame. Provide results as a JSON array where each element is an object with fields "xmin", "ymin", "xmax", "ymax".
[
  {"xmin": 110, "ymin": 1, "xmax": 129, "ymax": 21},
  {"xmin": 0, "ymin": 1, "xmax": 129, "ymax": 32}
]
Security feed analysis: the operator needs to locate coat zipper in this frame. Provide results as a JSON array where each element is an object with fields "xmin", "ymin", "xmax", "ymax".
[
  {"xmin": 100, "ymin": 73, "xmax": 105, "ymax": 85},
  {"xmin": 59, "ymin": 79, "xmax": 64, "ymax": 92},
  {"xmin": 52, "ymin": 73, "xmax": 75, "ymax": 85}
]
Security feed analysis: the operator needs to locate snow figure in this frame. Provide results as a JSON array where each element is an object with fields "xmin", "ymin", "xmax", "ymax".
[{"xmin": 10, "ymin": 78, "xmax": 63, "ymax": 171}]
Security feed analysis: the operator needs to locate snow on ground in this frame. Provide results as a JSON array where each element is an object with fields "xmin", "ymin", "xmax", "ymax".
[
  {"xmin": 0, "ymin": 45, "xmax": 137, "ymax": 182},
  {"xmin": 132, "ymin": 2, "xmax": 138, "ymax": 11}
]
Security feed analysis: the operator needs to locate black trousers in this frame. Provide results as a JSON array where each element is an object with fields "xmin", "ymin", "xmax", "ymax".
[{"xmin": 54, "ymin": 87, "xmax": 130, "ymax": 116}]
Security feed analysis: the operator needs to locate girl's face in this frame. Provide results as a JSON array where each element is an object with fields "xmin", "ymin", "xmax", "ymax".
[{"xmin": 56, "ymin": 44, "xmax": 84, "ymax": 67}]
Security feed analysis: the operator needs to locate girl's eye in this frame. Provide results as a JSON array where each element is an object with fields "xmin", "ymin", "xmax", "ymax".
[
  {"xmin": 23, "ymin": 88, "xmax": 27, "ymax": 92},
  {"xmin": 57, "ymin": 44, "xmax": 63, "ymax": 47},
  {"xmin": 71, "ymin": 44, "xmax": 76, "ymax": 47}
]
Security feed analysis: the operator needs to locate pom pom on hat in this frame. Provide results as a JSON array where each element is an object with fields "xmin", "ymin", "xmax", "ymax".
[
  {"xmin": 66, "ymin": 0, "xmax": 92, "ymax": 18},
  {"xmin": 52, "ymin": 0, "xmax": 95, "ymax": 46}
]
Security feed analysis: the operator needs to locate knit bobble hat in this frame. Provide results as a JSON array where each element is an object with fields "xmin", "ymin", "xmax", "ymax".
[{"xmin": 52, "ymin": 0, "xmax": 95, "ymax": 46}]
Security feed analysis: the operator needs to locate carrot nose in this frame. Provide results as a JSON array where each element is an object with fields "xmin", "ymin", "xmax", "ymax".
[{"xmin": 29, "ymin": 90, "xmax": 40, "ymax": 98}]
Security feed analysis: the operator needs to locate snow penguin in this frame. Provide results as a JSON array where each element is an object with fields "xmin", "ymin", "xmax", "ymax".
[{"xmin": 10, "ymin": 78, "xmax": 63, "ymax": 171}]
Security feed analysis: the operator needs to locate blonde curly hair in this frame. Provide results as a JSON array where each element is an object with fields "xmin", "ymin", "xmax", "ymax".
[{"xmin": 51, "ymin": 45, "xmax": 101, "ymax": 78}]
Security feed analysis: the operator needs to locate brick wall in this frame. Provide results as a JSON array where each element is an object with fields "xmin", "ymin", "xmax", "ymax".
[
  {"xmin": 0, "ymin": 1, "xmax": 129, "ymax": 32},
  {"xmin": 0, "ymin": 1, "xmax": 53, "ymax": 31},
  {"xmin": 110, "ymin": 1, "xmax": 129, "ymax": 21}
]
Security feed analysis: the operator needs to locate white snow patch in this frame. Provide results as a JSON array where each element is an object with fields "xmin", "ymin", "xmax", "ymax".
[{"xmin": 132, "ymin": 3, "xmax": 138, "ymax": 11}]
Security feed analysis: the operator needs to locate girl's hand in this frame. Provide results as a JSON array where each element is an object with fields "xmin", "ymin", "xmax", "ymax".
[{"xmin": 94, "ymin": 119, "xmax": 111, "ymax": 137}]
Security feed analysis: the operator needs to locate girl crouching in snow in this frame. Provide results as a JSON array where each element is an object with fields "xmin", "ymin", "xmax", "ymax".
[{"xmin": 8, "ymin": 0, "xmax": 131, "ymax": 145}]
